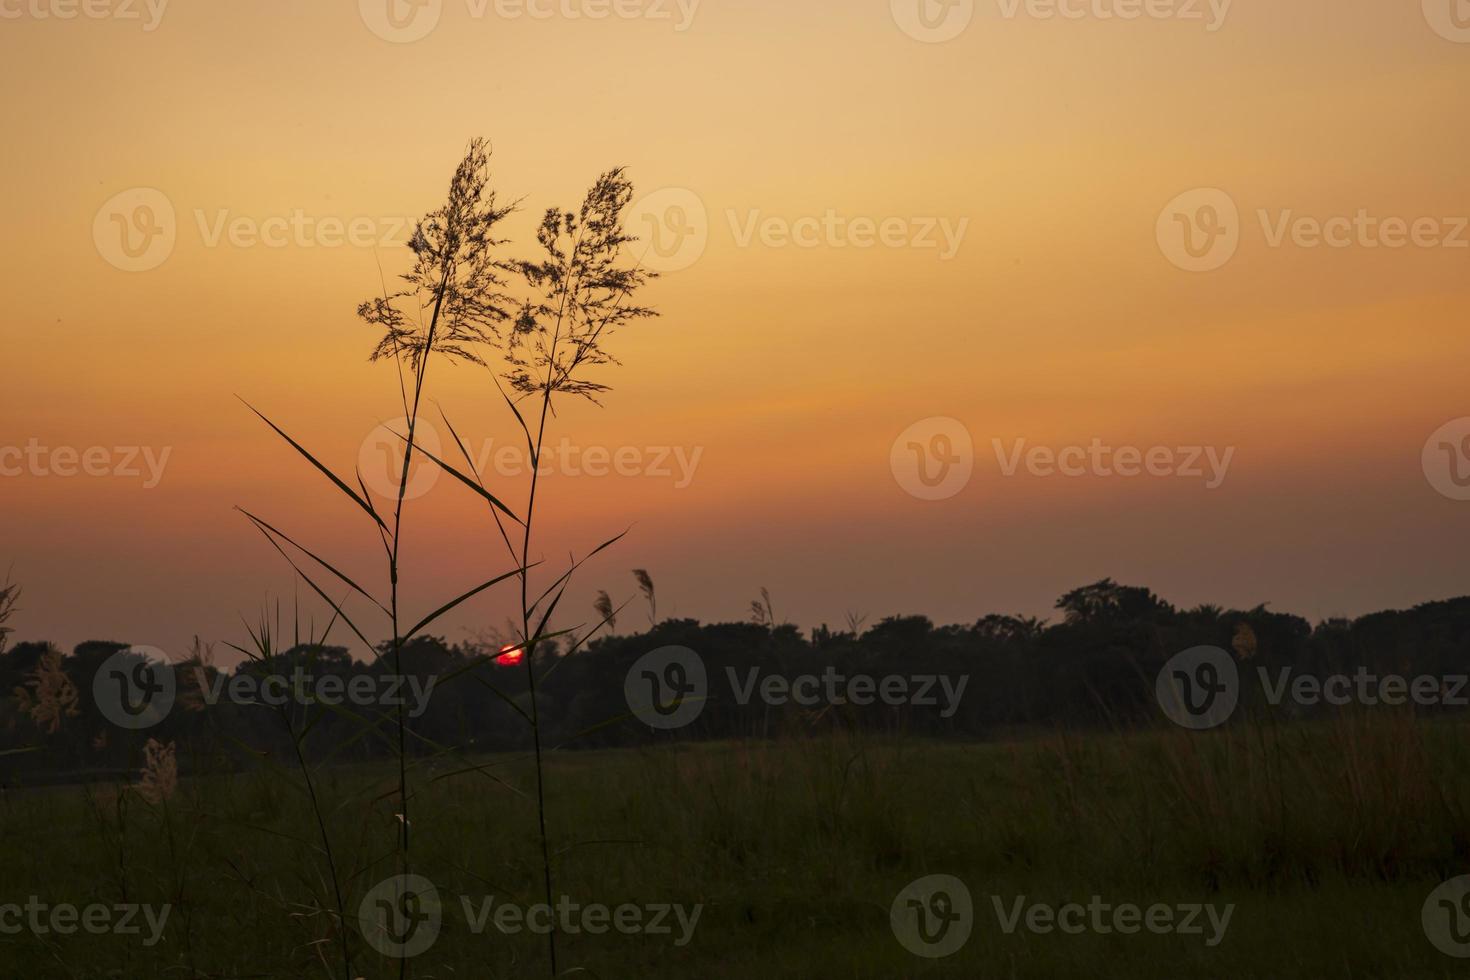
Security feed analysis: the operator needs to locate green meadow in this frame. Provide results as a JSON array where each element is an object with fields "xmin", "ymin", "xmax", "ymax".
[{"xmin": 4, "ymin": 714, "xmax": 1468, "ymax": 977}]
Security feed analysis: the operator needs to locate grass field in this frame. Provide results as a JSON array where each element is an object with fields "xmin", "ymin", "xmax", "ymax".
[{"xmin": 3, "ymin": 713, "xmax": 1469, "ymax": 977}]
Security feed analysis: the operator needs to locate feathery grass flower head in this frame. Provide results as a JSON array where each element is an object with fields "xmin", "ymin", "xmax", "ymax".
[
  {"xmin": 13, "ymin": 644, "xmax": 79, "ymax": 734},
  {"xmin": 1232, "ymin": 622, "xmax": 1258, "ymax": 660},
  {"xmin": 360, "ymin": 137, "xmax": 517, "ymax": 372},
  {"xmin": 135, "ymin": 738, "xmax": 178, "ymax": 805},
  {"xmin": 593, "ymin": 590, "xmax": 616, "ymax": 630},
  {"xmin": 507, "ymin": 168, "xmax": 658, "ymax": 403},
  {"xmin": 632, "ymin": 568, "xmax": 656, "ymax": 626}
]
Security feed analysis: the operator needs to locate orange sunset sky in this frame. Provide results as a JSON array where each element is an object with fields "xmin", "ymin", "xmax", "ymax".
[{"xmin": 3, "ymin": 0, "xmax": 1469, "ymax": 660}]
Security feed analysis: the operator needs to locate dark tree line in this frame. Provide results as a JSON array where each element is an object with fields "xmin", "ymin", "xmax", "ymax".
[{"xmin": 5, "ymin": 579, "xmax": 1470, "ymax": 785}]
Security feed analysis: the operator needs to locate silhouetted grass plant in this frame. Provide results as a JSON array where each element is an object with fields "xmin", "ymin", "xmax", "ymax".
[
  {"xmin": 418, "ymin": 147, "xmax": 659, "ymax": 976},
  {"xmin": 238, "ymin": 137, "xmax": 656, "ymax": 977},
  {"xmin": 212, "ymin": 602, "xmax": 359, "ymax": 974},
  {"xmin": 0, "ymin": 572, "xmax": 19, "ymax": 656}
]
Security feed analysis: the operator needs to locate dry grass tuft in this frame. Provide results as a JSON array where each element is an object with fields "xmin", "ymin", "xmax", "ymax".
[
  {"xmin": 13, "ymin": 644, "xmax": 80, "ymax": 733},
  {"xmin": 134, "ymin": 738, "xmax": 178, "ymax": 805}
]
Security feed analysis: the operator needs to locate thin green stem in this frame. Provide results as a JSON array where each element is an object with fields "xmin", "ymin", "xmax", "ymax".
[
  {"xmin": 517, "ymin": 225, "xmax": 587, "ymax": 977},
  {"xmin": 387, "ymin": 259, "xmax": 450, "ymax": 980}
]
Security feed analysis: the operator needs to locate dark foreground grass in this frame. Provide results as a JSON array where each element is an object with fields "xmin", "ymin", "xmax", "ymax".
[{"xmin": 3, "ymin": 713, "xmax": 1468, "ymax": 977}]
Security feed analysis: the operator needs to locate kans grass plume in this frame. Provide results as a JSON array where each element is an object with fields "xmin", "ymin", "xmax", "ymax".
[
  {"xmin": 380, "ymin": 147, "xmax": 659, "ymax": 976},
  {"xmin": 14, "ymin": 645, "xmax": 80, "ymax": 734},
  {"xmin": 235, "ymin": 137, "xmax": 658, "ymax": 978},
  {"xmin": 593, "ymin": 590, "xmax": 616, "ymax": 631},
  {"xmin": 239, "ymin": 138, "xmax": 530, "ymax": 980},
  {"xmin": 134, "ymin": 738, "xmax": 178, "ymax": 805},
  {"xmin": 1232, "ymin": 621, "xmax": 1258, "ymax": 660},
  {"xmin": 633, "ymin": 568, "xmax": 656, "ymax": 627}
]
